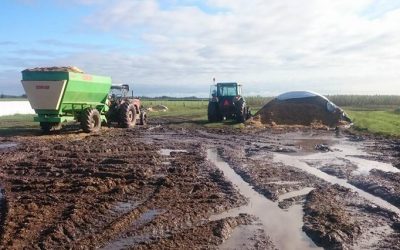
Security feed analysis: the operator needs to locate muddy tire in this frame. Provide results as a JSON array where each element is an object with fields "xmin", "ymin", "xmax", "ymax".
[
  {"xmin": 40, "ymin": 122, "xmax": 52, "ymax": 133},
  {"xmin": 140, "ymin": 111, "xmax": 147, "ymax": 125},
  {"xmin": 246, "ymin": 107, "xmax": 252, "ymax": 120},
  {"xmin": 40, "ymin": 122, "xmax": 61, "ymax": 134},
  {"xmin": 81, "ymin": 108, "xmax": 101, "ymax": 133},
  {"xmin": 120, "ymin": 102, "xmax": 137, "ymax": 128},
  {"xmin": 236, "ymin": 101, "xmax": 246, "ymax": 123},
  {"xmin": 208, "ymin": 102, "xmax": 221, "ymax": 122}
]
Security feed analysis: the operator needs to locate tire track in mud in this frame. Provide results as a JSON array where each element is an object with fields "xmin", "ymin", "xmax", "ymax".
[
  {"xmin": 126, "ymin": 125, "xmax": 400, "ymax": 248},
  {"xmin": 212, "ymin": 129, "xmax": 400, "ymax": 249},
  {"xmin": 1, "ymin": 123, "xmax": 400, "ymax": 249},
  {"xmin": 273, "ymin": 153, "xmax": 400, "ymax": 215},
  {"xmin": 0, "ymin": 128, "xmax": 253, "ymax": 249},
  {"xmin": 207, "ymin": 148, "xmax": 318, "ymax": 249}
]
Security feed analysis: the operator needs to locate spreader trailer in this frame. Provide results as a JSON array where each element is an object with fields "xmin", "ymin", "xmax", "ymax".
[{"xmin": 21, "ymin": 67, "xmax": 146, "ymax": 133}]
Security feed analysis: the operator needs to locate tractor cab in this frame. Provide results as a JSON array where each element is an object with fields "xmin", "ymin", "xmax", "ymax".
[
  {"xmin": 210, "ymin": 82, "xmax": 242, "ymax": 99},
  {"xmin": 109, "ymin": 84, "xmax": 130, "ymax": 99}
]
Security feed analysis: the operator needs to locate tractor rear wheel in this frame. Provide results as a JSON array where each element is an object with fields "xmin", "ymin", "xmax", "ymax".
[
  {"xmin": 81, "ymin": 108, "xmax": 101, "ymax": 133},
  {"xmin": 236, "ymin": 101, "xmax": 247, "ymax": 123},
  {"xmin": 208, "ymin": 102, "xmax": 221, "ymax": 122},
  {"xmin": 120, "ymin": 102, "xmax": 137, "ymax": 128}
]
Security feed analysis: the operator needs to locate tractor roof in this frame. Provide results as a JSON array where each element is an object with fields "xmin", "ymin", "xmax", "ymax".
[
  {"xmin": 216, "ymin": 82, "xmax": 241, "ymax": 86},
  {"xmin": 111, "ymin": 84, "xmax": 129, "ymax": 91}
]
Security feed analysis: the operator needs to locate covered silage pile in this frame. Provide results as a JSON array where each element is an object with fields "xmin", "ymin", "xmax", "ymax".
[{"xmin": 255, "ymin": 91, "xmax": 351, "ymax": 127}]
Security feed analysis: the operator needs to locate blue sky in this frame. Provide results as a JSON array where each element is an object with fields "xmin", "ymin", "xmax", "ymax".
[{"xmin": 1, "ymin": 0, "xmax": 400, "ymax": 96}]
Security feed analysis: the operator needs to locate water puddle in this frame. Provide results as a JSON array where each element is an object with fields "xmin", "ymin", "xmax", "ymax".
[
  {"xmin": 273, "ymin": 153, "xmax": 400, "ymax": 215},
  {"xmin": 207, "ymin": 149, "xmax": 319, "ymax": 250},
  {"xmin": 282, "ymin": 136, "xmax": 399, "ymax": 175},
  {"xmin": 266, "ymin": 181, "xmax": 301, "ymax": 185},
  {"xmin": 111, "ymin": 201, "xmax": 140, "ymax": 215},
  {"xmin": 101, "ymin": 209, "xmax": 164, "ymax": 250},
  {"xmin": 158, "ymin": 149, "xmax": 188, "ymax": 156},
  {"xmin": 218, "ymin": 224, "xmax": 264, "ymax": 250},
  {"xmin": 102, "ymin": 234, "xmax": 152, "ymax": 250},
  {"xmin": 0, "ymin": 142, "xmax": 18, "ymax": 150},
  {"xmin": 278, "ymin": 187, "xmax": 314, "ymax": 201},
  {"xmin": 0, "ymin": 186, "xmax": 4, "ymax": 202}
]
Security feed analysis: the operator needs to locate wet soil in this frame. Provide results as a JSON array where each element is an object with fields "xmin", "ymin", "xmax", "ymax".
[{"xmin": 0, "ymin": 119, "xmax": 399, "ymax": 249}]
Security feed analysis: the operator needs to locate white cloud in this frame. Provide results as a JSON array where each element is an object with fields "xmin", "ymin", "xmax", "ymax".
[
  {"xmin": 74, "ymin": 0, "xmax": 400, "ymax": 95},
  {"xmin": 3, "ymin": 0, "xmax": 400, "ymax": 96}
]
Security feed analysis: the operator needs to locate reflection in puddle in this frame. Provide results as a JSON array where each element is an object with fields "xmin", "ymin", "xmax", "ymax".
[
  {"xmin": 158, "ymin": 149, "xmax": 188, "ymax": 156},
  {"xmin": 266, "ymin": 180, "xmax": 301, "ymax": 185},
  {"xmin": 0, "ymin": 143, "xmax": 18, "ymax": 150},
  {"xmin": 111, "ymin": 201, "xmax": 140, "ymax": 214},
  {"xmin": 273, "ymin": 153, "xmax": 400, "ymax": 215},
  {"xmin": 0, "ymin": 186, "xmax": 4, "ymax": 202},
  {"xmin": 278, "ymin": 187, "xmax": 314, "ymax": 201},
  {"xmin": 218, "ymin": 224, "xmax": 265, "ymax": 250},
  {"xmin": 207, "ymin": 149, "xmax": 319, "ymax": 250},
  {"xmin": 282, "ymin": 136, "xmax": 399, "ymax": 175}
]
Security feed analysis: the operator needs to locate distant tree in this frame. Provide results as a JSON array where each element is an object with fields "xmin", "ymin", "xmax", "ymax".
[{"xmin": 0, "ymin": 93, "xmax": 3, "ymax": 99}]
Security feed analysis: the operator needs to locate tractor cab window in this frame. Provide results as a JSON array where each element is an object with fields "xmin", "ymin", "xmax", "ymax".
[
  {"xmin": 109, "ymin": 88, "xmax": 123, "ymax": 98},
  {"xmin": 218, "ymin": 85, "xmax": 238, "ymax": 96},
  {"xmin": 110, "ymin": 86, "xmax": 129, "ymax": 98}
]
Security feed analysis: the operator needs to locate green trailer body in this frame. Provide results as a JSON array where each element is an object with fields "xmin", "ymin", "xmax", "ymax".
[{"xmin": 21, "ymin": 70, "xmax": 112, "ymax": 128}]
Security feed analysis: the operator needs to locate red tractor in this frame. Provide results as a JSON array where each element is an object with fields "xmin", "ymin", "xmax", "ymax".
[
  {"xmin": 208, "ymin": 82, "xmax": 251, "ymax": 123},
  {"xmin": 106, "ymin": 84, "xmax": 147, "ymax": 127}
]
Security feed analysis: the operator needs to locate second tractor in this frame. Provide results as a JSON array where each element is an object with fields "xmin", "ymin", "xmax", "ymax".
[{"xmin": 208, "ymin": 82, "xmax": 251, "ymax": 123}]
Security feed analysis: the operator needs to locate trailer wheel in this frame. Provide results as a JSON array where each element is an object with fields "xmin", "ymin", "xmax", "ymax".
[
  {"xmin": 40, "ymin": 122, "xmax": 52, "ymax": 133},
  {"xmin": 81, "ymin": 108, "xmax": 101, "ymax": 133},
  {"xmin": 40, "ymin": 122, "xmax": 61, "ymax": 134},
  {"xmin": 120, "ymin": 102, "xmax": 137, "ymax": 128}
]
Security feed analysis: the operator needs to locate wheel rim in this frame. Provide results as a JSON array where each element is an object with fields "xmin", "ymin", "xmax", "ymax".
[{"xmin": 128, "ymin": 110, "xmax": 134, "ymax": 123}]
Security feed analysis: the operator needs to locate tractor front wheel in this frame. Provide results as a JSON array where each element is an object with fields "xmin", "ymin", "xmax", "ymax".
[
  {"xmin": 120, "ymin": 102, "xmax": 137, "ymax": 128},
  {"xmin": 81, "ymin": 108, "xmax": 101, "ymax": 133}
]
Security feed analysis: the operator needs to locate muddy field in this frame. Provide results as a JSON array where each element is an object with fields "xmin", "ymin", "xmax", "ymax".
[{"xmin": 0, "ymin": 117, "xmax": 400, "ymax": 249}]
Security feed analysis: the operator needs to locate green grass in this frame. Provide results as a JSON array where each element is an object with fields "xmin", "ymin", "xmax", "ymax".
[
  {"xmin": 1, "ymin": 99, "xmax": 400, "ymax": 136},
  {"xmin": 0, "ymin": 114, "xmax": 37, "ymax": 136},
  {"xmin": 345, "ymin": 107, "xmax": 400, "ymax": 136},
  {"xmin": 0, "ymin": 98, "xmax": 28, "ymax": 101},
  {"xmin": 142, "ymin": 100, "xmax": 207, "ymax": 117},
  {"xmin": 141, "ymin": 100, "xmax": 261, "ymax": 129}
]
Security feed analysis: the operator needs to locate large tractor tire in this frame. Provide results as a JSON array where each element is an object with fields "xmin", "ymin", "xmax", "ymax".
[
  {"xmin": 236, "ymin": 101, "xmax": 247, "ymax": 123},
  {"xmin": 40, "ymin": 122, "xmax": 61, "ymax": 134},
  {"xmin": 120, "ymin": 102, "xmax": 137, "ymax": 128},
  {"xmin": 81, "ymin": 108, "xmax": 101, "ymax": 133},
  {"xmin": 208, "ymin": 102, "xmax": 222, "ymax": 122}
]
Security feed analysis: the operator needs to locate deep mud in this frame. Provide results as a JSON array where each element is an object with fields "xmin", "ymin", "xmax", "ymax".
[{"xmin": 0, "ymin": 119, "xmax": 399, "ymax": 249}]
